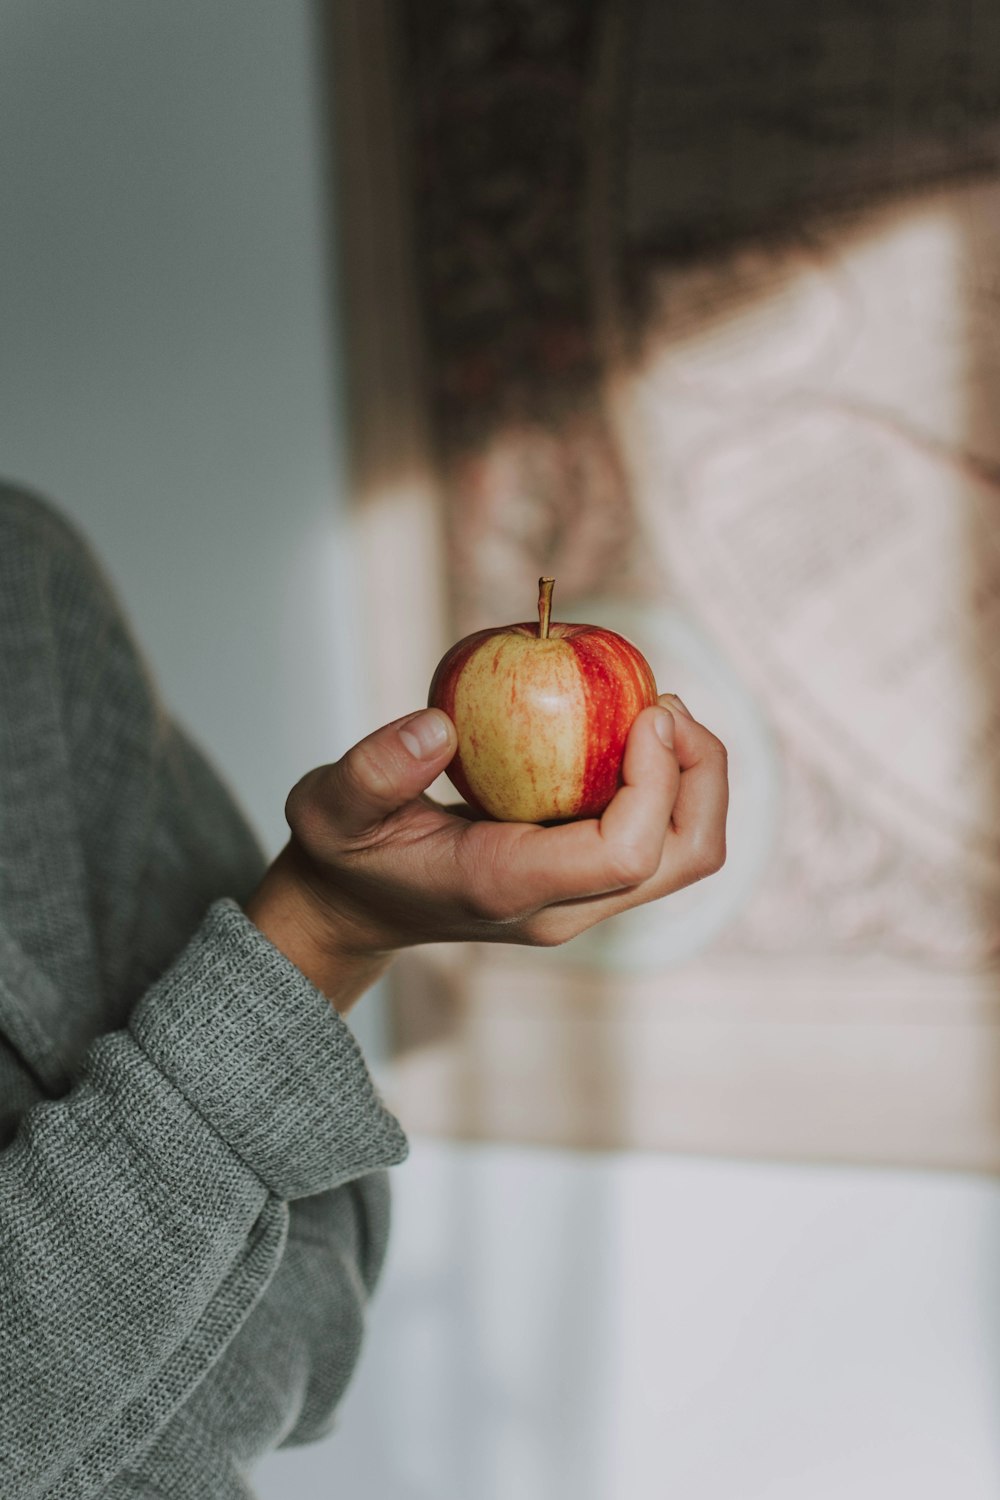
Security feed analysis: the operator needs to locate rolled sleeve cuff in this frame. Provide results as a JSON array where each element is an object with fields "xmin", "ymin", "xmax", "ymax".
[{"xmin": 129, "ymin": 898, "xmax": 408, "ymax": 1199}]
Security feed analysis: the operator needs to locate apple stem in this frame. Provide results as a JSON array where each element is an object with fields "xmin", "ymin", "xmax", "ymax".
[{"xmin": 538, "ymin": 577, "xmax": 555, "ymax": 639}]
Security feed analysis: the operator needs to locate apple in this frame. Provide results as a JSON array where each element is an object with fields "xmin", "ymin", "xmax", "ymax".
[{"xmin": 428, "ymin": 577, "xmax": 659, "ymax": 823}]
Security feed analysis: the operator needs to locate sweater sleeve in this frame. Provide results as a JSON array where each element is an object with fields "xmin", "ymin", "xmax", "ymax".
[
  {"xmin": 0, "ymin": 898, "xmax": 407, "ymax": 1500},
  {"xmin": 98, "ymin": 1177, "xmax": 391, "ymax": 1500}
]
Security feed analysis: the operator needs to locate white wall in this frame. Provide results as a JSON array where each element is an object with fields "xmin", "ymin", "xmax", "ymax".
[
  {"xmin": 0, "ymin": 0, "xmax": 369, "ymax": 862},
  {"xmin": 259, "ymin": 1139, "xmax": 1000, "ymax": 1500}
]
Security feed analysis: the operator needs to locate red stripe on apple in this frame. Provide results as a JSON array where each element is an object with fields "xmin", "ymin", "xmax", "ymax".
[{"xmin": 573, "ymin": 628, "xmax": 660, "ymax": 819}]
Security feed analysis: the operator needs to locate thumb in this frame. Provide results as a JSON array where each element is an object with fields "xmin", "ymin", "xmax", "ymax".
[{"xmin": 325, "ymin": 709, "xmax": 457, "ymax": 836}]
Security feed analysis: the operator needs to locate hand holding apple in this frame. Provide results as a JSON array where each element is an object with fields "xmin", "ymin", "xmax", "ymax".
[
  {"xmin": 428, "ymin": 578, "xmax": 659, "ymax": 822},
  {"xmin": 246, "ymin": 653, "xmax": 727, "ymax": 1009}
]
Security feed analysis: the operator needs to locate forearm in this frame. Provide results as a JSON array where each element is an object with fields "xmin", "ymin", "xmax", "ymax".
[{"xmin": 242, "ymin": 843, "xmax": 394, "ymax": 1015}]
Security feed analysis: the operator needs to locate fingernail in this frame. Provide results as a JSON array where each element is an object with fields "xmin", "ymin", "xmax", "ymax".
[
  {"xmin": 665, "ymin": 693, "xmax": 692, "ymax": 719},
  {"xmin": 654, "ymin": 708, "xmax": 674, "ymax": 746},
  {"xmin": 399, "ymin": 710, "xmax": 450, "ymax": 759}
]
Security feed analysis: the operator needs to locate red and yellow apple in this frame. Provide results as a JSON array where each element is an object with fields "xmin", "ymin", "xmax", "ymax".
[{"xmin": 428, "ymin": 578, "xmax": 658, "ymax": 823}]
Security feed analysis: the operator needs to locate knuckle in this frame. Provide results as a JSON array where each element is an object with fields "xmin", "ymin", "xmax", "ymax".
[
  {"xmin": 463, "ymin": 850, "xmax": 522, "ymax": 924},
  {"xmin": 344, "ymin": 744, "xmax": 394, "ymax": 803},
  {"xmin": 284, "ymin": 779, "xmax": 306, "ymax": 833},
  {"xmin": 709, "ymin": 733, "xmax": 729, "ymax": 773},
  {"xmin": 686, "ymin": 831, "xmax": 727, "ymax": 882},
  {"xmin": 284, "ymin": 770, "xmax": 325, "ymax": 843},
  {"xmin": 521, "ymin": 917, "xmax": 574, "ymax": 948},
  {"xmin": 534, "ymin": 928, "xmax": 573, "ymax": 949},
  {"xmin": 465, "ymin": 887, "xmax": 508, "ymax": 923},
  {"xmin": 609, "ymin": 840, "xmax": 660, "ymax": 888}
]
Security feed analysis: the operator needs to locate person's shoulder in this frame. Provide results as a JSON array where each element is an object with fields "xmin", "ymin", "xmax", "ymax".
[
  {"xmin": 0, "ymin": 480, "xmax": 161, "ymax": 739},
  {"xmin": 0, "ymin": 482, "xmax": 121, "ymax": 633},
  {"xmin": 0, "ymin": 482, "xmax": 140, "ymax": 691},
  {"xmin": 0, "ymin": 481, "xmax": 95, "ymax": 569}
]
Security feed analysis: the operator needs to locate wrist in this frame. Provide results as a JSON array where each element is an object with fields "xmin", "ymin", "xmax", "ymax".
[{"xmin": 243, "ymin": 844, "xmax": 393, "ymax": 1014}]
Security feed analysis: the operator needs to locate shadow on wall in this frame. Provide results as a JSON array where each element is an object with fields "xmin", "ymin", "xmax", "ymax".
[{"xmin": 310, "ymin": 0, "xmax": 1000, "ymax": 1168}]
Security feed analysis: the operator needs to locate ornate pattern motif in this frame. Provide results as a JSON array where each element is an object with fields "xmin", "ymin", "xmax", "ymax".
[{"xmin": 400, "ymin": 0, "xmax": 644, "ymax": 629}]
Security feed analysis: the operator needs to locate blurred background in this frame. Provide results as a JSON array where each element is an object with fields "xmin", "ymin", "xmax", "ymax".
[{"xmin": 4, "ymin": 1, "xmax": 1000, "ymax": 1496}]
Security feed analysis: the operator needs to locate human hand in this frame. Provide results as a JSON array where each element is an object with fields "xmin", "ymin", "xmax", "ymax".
[{"xmin": 244, "ymin": 694, "xmax": 727, "ymax": 1010}]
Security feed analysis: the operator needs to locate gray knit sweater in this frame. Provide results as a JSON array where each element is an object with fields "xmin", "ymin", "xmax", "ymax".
[{"xmin": 0, "ymin": 485, "xmax": 409, "ymax": 1498}]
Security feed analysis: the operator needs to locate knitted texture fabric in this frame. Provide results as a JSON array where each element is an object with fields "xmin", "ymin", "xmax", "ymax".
[{"xmin": 0, "ymin": 485, "xmax": 409, "ymax": 1499}]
